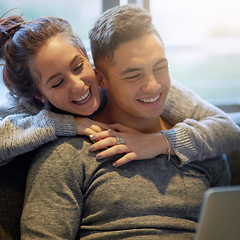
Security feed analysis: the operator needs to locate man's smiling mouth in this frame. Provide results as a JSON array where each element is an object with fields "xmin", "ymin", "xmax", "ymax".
[{"xmin": 137, "ymin": 94, "xmax": 160, "ymax": 103}]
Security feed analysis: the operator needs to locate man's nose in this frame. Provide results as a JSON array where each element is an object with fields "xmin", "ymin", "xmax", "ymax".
[{"xmin": 142, "ymin": 74, "xmax": 161, "ymax": 92}]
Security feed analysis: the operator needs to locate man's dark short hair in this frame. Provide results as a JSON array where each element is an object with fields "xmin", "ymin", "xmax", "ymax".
[{"xmin": 89, "ymin": 4, "xmax": 164, "ymax": 74}]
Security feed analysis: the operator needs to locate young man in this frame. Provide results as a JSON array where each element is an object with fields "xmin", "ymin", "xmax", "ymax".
[
  {"xmin": 21, "ymin": 5, "xmax": 233, "ymax": 240},
  {"xmin": 87, "ymin": 5, "xmax": 239, "ymax": 167}
]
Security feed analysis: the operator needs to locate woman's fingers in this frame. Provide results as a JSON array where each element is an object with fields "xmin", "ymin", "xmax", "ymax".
[
  {"xmin": 89, "ymin": 129, "xmax": 115, "ymax": 141},
  {"xmin": 109, "ymin": 123, "xmax": 132, "ymax": 133},
  {"xmin": 89, "ymin": 131, "xmax": 169, "ymax": 167},
  {"xmin": 93, "ymin": 121, "xmax": 110, "ymax": 131},
  {"xmin": 112, "ymin": 152, "xmax": 137, "ymax": 167},
  {"xmin": 96, "ymin": 148, "xmax": 137, "ymax": 167},
  {"xmin": 95, "ymin": 144, "xmax": 130, "ymax": 160},
  {"xmin": 89, "ymin": 135, "xmax": 123, "ymax": 151},
  {"xmin": 83, "ymin": 128, "xmax": 98, "ymax": 137},
  {"xmin": 75, "ymin": 117, "xmax": 110, "ymax": 136}
]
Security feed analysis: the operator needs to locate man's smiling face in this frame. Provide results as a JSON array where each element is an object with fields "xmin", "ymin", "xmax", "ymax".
[{"xmin": 101, "ymin": 33, "xmax": 171, "ymax": 122}]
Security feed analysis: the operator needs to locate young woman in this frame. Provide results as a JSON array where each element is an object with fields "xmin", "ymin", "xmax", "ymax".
[
  {"xmin": 0, "ymin": 15, "xmax": 109, "ymax": 165},
  {"xmin": 0, "ymin": 13, "xmax": 239, "ymax": 168}
]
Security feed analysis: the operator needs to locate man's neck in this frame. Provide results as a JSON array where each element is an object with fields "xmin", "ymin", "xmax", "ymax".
[{"xmin": 92, "ymin": 102, "xmax": 169, "ymax": 133}]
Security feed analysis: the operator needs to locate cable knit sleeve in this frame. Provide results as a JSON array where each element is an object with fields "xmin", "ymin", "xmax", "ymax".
[
  {"xmin": 0, "ymin": 99, "xmax": 77, "ymax": 166},
  {"xmin": 161, "ymin": 78, "xmax": 240, "ymax": 166}
]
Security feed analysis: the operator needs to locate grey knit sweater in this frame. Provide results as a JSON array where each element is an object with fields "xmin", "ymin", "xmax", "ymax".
[
  {"xmin": 21, "ymin": 136, "xmax": 231, "ymax": 239},
  {"xmin": 0, "ymin": 78, "xmax": 239, "ymax": 166}
]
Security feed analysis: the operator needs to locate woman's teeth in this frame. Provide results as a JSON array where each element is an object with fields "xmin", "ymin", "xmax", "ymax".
[
  {"xmin": 73, "ymin": 89, "xmax": 91, "ymax": 104},
  {"xmin": 138, "ymin": 94, "xmax": 160, "ymax": 103}
]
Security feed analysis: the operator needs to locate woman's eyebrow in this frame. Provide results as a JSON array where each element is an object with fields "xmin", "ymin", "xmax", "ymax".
[
  {"xmin": 69, "ymin": 54, "xmax": 81, "ymax": 67},
  {"xmin": 46, "ymin": 55, "xmax": 82, "ymax": 85},
  {"xmin": 46, "ymin": 73, "xmax": 61, "ymax": 86}
]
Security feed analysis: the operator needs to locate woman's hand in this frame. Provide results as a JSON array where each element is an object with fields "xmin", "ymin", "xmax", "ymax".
[
  {"xmin": 75, "ymin": 117, "xmax": 110, "ymax": 136},
  {"xmin": 89, "ymin": 123, "xmax": 174, "ymax": 167}
]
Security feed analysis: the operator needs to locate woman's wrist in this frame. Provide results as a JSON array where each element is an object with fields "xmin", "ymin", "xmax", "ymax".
[
  {"xmin": 160, "ymin": 131, "xmax": 171, "ymax": 161},
  {"xmin": 158, "ymin": 131, "xmax": 175, "ymax": 156}
]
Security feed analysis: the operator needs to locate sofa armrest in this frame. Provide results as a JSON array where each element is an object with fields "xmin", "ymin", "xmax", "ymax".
[{"xmin": 227, "ymin": 149, "xmax": 240, "ymax": 185}]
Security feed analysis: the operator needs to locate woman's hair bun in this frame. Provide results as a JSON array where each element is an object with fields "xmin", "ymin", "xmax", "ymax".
[{"xmin": 0, "ymin": 15, "xmax": 24, "ymax": 56}]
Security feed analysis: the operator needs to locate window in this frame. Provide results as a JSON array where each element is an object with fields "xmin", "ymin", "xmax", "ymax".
[
  {"xmin": 1, "ymin": 0, "xmax": 239, "ymax": 110},
  {"xmin": 150, "ymin": 0, "xmax": 240, "ymax": 108}
]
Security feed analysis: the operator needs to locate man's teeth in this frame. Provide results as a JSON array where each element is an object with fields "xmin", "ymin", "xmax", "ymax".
[
  {"xmin": 73, "ymin": 89, "xmax": 90, "ymax": 103},
  {"xmin": 138, "ymin": 94, "xmax": 160, "ymax": 103}
]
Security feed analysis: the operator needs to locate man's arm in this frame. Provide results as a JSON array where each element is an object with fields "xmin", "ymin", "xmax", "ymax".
[{"xmin": 21, "ymin": 137, "xmax": 83, "ymax": 240}]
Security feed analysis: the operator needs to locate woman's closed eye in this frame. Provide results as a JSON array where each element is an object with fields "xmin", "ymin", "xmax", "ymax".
[
  {"xmin": 74, "ymin": 62, "xmax": 84, "ymax": 73},
  {"xmin": 50, "ymin": 62, "xmax": 84, "ymax": 89},
  {"xmin": 52, "ymin": 79, "xmax": 64, "ymax": 88}
]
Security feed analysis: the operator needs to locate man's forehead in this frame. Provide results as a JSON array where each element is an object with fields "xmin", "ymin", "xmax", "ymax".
[
  {"xmin": 114, "ymin": 34, "xmax": 163, "ymax": 55},
  {"xmin": 111, "ymin": 39, "xmax": 165, "ymax": 67}
]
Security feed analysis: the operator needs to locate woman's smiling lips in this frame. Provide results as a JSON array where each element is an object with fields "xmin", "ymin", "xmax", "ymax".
[{"xmin": 72, "ymin": 88, "xmax": 91, "ymax": 105}]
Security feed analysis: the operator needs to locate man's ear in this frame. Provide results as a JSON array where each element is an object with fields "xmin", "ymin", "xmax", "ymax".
[{"xmin": 94, "ymin": 68, "xmax": 108, "ymax": 89}]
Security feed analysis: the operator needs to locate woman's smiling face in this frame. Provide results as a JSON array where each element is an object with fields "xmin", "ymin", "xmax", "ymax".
[{"xmin": 33, "ymin": 35, "xmax": 100, "ymax": 116}]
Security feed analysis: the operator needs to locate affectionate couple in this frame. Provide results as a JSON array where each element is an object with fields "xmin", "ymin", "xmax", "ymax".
[{"xmin": 0, "ymin": 4, "xmax": 239, "ymax": 240}]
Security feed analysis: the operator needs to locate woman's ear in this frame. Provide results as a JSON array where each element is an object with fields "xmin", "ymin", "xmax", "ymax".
[
  {"xmin": 94, "ymin": 68, "xmax": 108, "ymax": 89},
  {"xmin": 34, "ymin": 95, "xmax": 46, "ymax": 104}
]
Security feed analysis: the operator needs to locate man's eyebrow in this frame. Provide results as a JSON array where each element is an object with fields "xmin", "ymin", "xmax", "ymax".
[
  {"xmin": 120, "ymin": 67, "xmax": 142, "ymax": 76},
  {"xmin": 46, "ymin": 55, "xmax": 81, "ymax": 85},
  {"xmin": 120, "ymin": 58, "xmax": 168, "ymax": 76},
  {"xmin": 154, "ymin": 58, "xmax": 168, "ymax": 67}
]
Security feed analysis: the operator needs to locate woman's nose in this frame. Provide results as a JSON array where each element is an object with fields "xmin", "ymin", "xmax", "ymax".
[{"xmin": 69, "ymin": 76, "xmax": 85, "ymax": 93}]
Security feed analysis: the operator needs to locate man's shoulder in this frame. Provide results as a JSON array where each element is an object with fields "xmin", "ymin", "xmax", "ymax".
[
  {"xmin": 34, "ymin": 136, "xmax": 92, "ymax": 164},
  {"xmin": 49, "ymin": 135, "xmax": 91, "ymax": 148},
  {"xmin": 29, "ymin": 136, "xmax": 94, "ymax": 180}
]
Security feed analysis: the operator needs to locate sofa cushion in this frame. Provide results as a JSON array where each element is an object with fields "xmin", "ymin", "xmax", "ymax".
[{"xmin": 0, "ymin": 151, "xmax": 33, "ymax": 240}]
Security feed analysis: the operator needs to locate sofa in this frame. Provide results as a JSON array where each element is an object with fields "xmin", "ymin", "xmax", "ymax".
[
  {"xmin": 0, "ymin": 147, "xmax": 240, "ymax": 240},
  {"xmin": 0, "ymin": 151, "xmax": 34, "ymax": 240}
]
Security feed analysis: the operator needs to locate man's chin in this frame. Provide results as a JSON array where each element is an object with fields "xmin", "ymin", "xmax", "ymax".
[{"xmin": 137, "ymin": 107, "xmax": 165, "ymax": 118}]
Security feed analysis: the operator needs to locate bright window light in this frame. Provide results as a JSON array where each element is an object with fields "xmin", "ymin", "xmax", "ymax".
[{"xmin": 150, "ymin": 0, "xmax": 240, "ymax": 104}]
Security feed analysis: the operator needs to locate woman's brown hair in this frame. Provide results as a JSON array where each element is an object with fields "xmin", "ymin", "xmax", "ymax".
[{"xmin": 0, "ymin": 13, "xmax": 87, "ymax": 101}]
